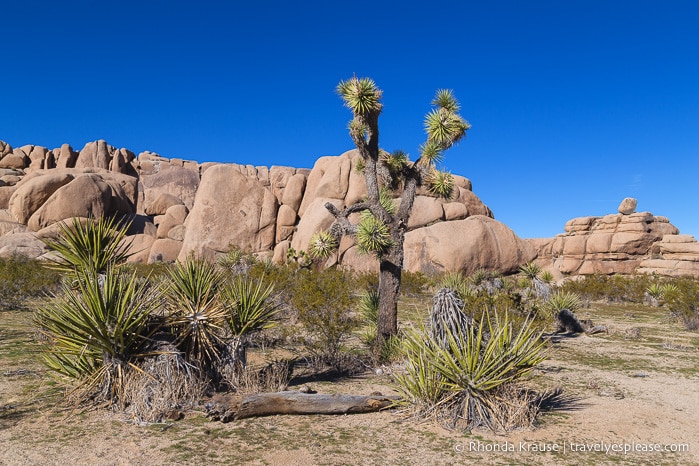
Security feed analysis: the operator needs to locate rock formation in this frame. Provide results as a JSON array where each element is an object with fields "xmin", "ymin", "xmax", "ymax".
[
  {"xmin": 0, "ymin": 139, "xmax": 527, "ymax": 274},
  {"xmin": 0, "ymin": 139, "xmax": 694, "ymax": 278},
  {"xmin": 529, "ymin": 198, "xmax": 699, "ymax": 277}
]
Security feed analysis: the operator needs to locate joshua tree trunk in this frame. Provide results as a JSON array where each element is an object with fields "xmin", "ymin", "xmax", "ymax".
[{"xmin": 377, "ymin": 250, "xmax": 402, "ymax": 339}]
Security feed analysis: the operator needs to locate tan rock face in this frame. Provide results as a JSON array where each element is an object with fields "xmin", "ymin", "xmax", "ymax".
[
  {"xmin": 291, "ymin": 197, "xmax": 341, "ymax": 252},
  {"xmin": 404, "ymin": 216, "xmax": 536, "ymax": 275},
  {"xmin": 149, "ymin": 238, "xmax": 183, "ymax": 263},
  {"xmin": 0, "ymin": 141, "xmax": 535, "ymax": 277},
  {"xmin": 138, "ymin": 161, "xmax": 200, "ymax": 213},
  {"xmin": 530, "ymin": 207, "xmax": 696, "ymax": 277},
  {"xmin": 178, "ymin": 165, "xmax": 278, "ymax": 261}
]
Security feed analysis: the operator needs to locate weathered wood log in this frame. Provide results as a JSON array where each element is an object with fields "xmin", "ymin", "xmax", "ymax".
[{"xmin": 206, "ymin": 391, "xmax": 400, "ymax": 422}]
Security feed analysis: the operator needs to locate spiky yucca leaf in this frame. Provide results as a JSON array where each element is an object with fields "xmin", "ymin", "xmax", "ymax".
[
  {"xmin": 539, "ymin": 270, "xmax": 554, "ymax": 284},
  {"xmin": 222, "ymin": 276, "xmax": 279, "ymax": 336},
  {"xmin": 426, "ymin": 169, "xmax": 455, "ymax": 199},
  {"xmin": 394, "ymin": 324, "xmax": 444, "ymax": 407},
  {"xmin": 356, "ymin": 211, "xmax": 393, "ymax": 256},
  {"xmin": 359, "ymin": 289, "xmax": 380, "ymax": 327},
  {"xmin": 439, "ymin": 272, "xmax": 472, "ymax": 300},
  {"xmin": 432, "ymin": 89, "xmax": 460, "ymax": 113},
  {"xmin": 381, "ymin": 149, "xmax": 408, "ymax": 172},
  {"xmin": 35, "ymin": 268, "xmax": 160, "ymax": 393},
  {"xmin": 308, "ymin": 230, "xmax": 338, "ymax": 259},
  {"xmin": 544, "ymin": 290, "xmax": 582, "ymax": 314},
  {"xmin": 165, "ymin": 259, "xmax": 227, "ymax": 364},
  {"xmin": 337, "ymin": 76, "xmax": 383, "ymax": 115},
  {"xmin": 419, "ymin": 141, "xmax": 444, "ymax": 165},
  {"xmin": 395, "ymin": 311, "xmax": 547, "ymax": 431},
  {"xmin": 379, "ymin": 188, "xmax": 396, "ymax": 214},
  {"xmin": 519, "ymin": 262, "xmax": 542, "ymax": 280},
  {"xmin": 425, "ymin": 109, "xmax": 470, "ymax": 149},
  {"xmin": 44, "ymin": 216, "xmax": 133, "ymax": 276}
]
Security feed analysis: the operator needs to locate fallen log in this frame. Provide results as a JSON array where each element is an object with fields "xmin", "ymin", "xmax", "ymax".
[{"xmin": 206, "ymin": 391, "xmax": 400, "ymax": 422}]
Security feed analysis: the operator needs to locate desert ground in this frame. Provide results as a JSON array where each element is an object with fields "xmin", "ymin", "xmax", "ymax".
[{"xmin": 1, "ymin": 300, "xmax": 697, "ymax": 466}]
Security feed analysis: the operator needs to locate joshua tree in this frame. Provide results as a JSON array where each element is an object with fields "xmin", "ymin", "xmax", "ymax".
[{"xmin": 309, "ymin": 77, "xmax": 470, "ymax": 340}]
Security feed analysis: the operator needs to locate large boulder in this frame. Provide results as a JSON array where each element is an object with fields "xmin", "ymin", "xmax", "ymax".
[
  {"xmin": 403, "ymin": 216, "xmax": 536, "ymax": 275},
  {"xmin": 75, "ymin": 140, "xmax": 113, "ymax": 170},
  {"xmin": 178, "ymin": 165, "xmax": 278, "ymax": 260},
  {"xmin": 9, "ymin": 172, "xmax": 74, "ymax": 223},
  {"xmin": 27, "ymin": 174, "xmax": 113, "ymax": 231}
]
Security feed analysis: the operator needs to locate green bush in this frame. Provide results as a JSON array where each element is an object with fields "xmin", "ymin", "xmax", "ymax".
[
  {"xmin": 289, "ymin": 267, "xmax": 358, "ymax": 367},
  {"xmin": 0, "ymin": 256, "xmax": 62, "ymax": 310},
  {"xmin": 560, "ymin": 274, "xmax": 654, "ymax": 303},
  {"xmin": 663, "ymin": 277, "xmax": 699, "ymax": 331}
]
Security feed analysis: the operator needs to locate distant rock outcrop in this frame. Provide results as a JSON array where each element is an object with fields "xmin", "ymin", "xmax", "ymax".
[{"xmin": 529, "ymin": 198, "xmax": 699, "ymax": 277}]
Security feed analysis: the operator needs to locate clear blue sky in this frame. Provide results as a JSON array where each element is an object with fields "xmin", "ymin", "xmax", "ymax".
[{"xmin": 2, "ymin": 0, "xmax": 697, "ymax": 239}]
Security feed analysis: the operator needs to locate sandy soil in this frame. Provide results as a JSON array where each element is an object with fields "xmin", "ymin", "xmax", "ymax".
[{"xmin": 1, "ymin": 304, "xmax": 697, "ymax": 465}]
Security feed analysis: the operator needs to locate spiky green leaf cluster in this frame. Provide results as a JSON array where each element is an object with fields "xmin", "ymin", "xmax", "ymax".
[
  {"xmin": 544, "ymin": 290, "xmax": 582, "ymax": 314},
  {"xmin": 394, "ymin": 311, "xmax": 547, "ymax": 431},
  {"xmin": 222, "ymin": 276, "xmax": 279, "ymax": 336},
  {"xmin": 432, "ymin": 89, "xmax": 461, "ymax": 112},
  {"xmin": 356, "ymin": 211, "xmax": 393, "ymax": 256},
  {"xmin": 426, "ymin": 169, "xmax": 455, "ymax": 199},
  {"xmin": 337, "ymin": 76, "xmax": 383, "ymax": 115},
  {"xmin": 35, "ymin": 267, "xmax": 160, "ymax": 387},
  {"xmin": 44, "ymin": 216, "xmax": 133, "ymax": 276},
  {"xmin": 424, "ymin": 109, "xmax": 470, "ymax": 148},
  {"xmin": 164, "ymin": 259, "xmax": 227, "ymax": 364},
  {"xmin": 382, "ymin": 150, "xmax": 408, "ymax": 172},
  {"xmin": 419, "ymin": 141, "xmax": 444, "ymax": 165},
  {"xmin": 379, "ymin": 187, "xmax": 396, "ymax": 214},
  {"xmin": 308, "ymin": 230, "xmax": 339, "ymax": 259},
  {"xmin": 519, "ymin": 262, "xmax": 542, "ymax": 280},
  {"xmin": 424, "ymin": 89, "xmax": 470, "ymax": 151}
]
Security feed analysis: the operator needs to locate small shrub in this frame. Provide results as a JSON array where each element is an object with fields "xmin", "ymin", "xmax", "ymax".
[
  {"xmin": 663, "ymin": 277, "xmax": 699, "ymax": 331},
  {"xmin": 289, "ymin": 268, "xmax": 358, "ymax": 368},
  {"xmin": 0, "ymin": 256, "xmax": 62, "ymax": 310},
  {"xmin": 560, "ymin": 274, "xmax": 653, "ymax": 304}
]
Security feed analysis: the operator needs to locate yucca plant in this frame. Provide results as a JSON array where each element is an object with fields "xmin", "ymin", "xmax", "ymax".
[
  {"xmin": 395, "ymin": 311, "xmax": 547, "ymax": 431},
  {"xmin": 544, "ymin": 290, "xmax": 582, "ymax": 314},
  {"xmin": 43, "ymin": 216, "xmax": 133, "ymax": 276},
  {"xmin": 35, "ymin": 267, "xmax": 161, "ymax": 402},
  {"xmin": 539, "ymin": 270, "xmax": 554, "ymax": 284},
  {"xmin": 308, "ymin": 230, "xmax": 338, "ymax": 260},
  {"xmin": 164, "ymin": 259, "xmax": 227, "ymax": 367},
  {"xmin": 439, "ymin": 272, "xmax": 472, "ymax": 301},
  {"xmin": 222, "ymin": 276, "xmax": 279, "ymax": 337},
  {"xmin": 519, "ymin": 262, "xmax": 542, "ymax": 280},
  {"xmin": 218, "ymin": 276, "xmax": 280, "ymax": 383},
  {"xmin": 425, "ymin": 169, "xmax": 455, "ymax": 199}
]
